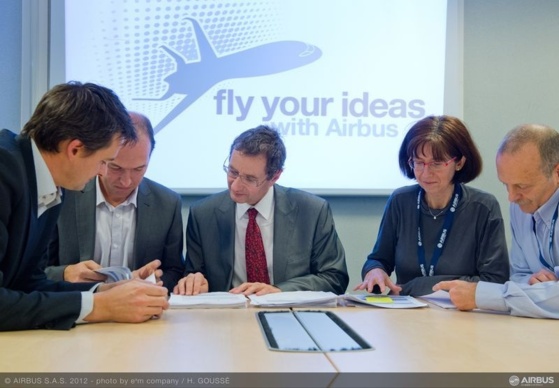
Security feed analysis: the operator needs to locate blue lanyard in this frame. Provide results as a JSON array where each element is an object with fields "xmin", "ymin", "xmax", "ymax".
[
  {"xmin": 532, "ymin": 202, "xmax": 559, "ymax": 272},
  {"xmin": 416, "ymin": 184, "xmax": 462, "ymax": 276}
]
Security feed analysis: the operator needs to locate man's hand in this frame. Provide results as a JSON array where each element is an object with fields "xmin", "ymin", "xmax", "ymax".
[
  {"xmin": 353, "ymin": 268, "xmax": 402, "ymax": 294},
  {"xmin": 132, "ymin": 259, "xmax": 163, "ymax": 282},
  {"xmin": 433, "ymin": 280, "xmax": 477, "ymax": 311},
  {"xmin": 63, "ymin": 260, "xmax": 106, "ymax": 282},
  {"xmin": 173, "ymin": 272, "xmax": 209, "ymax": 295},
  {"xmin": 85, "ymin": 280, "xmax": 169, "ymax": 323},
  {"xmin": 229, "ymin": 282, "xmax": 281, "ymax": 296},
  {"xmin": 528, "ymin": 269, "xmax": 558, "ymax": 285}
]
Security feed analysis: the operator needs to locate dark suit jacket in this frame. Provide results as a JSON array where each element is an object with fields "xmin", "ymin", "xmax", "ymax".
[
  {"xmin": 45, "ymin": 178, "xmax": 185, "ymax": 291},
  {"xmin": 0, "ymin": 129, "xmax": 92, "ymax": 331},
  {"xmin": 185, "ymin": 185, "xmax": 349, "ymax": 294}
]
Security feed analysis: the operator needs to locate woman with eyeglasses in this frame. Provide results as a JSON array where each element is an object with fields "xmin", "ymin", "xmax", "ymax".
[{"xmin": 355, "ymin": 115, "xmax": 510, "ymax": 296}]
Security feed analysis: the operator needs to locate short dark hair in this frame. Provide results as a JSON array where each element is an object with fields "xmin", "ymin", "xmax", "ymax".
[
  {"xmin": 21, "ymin": 81, "xmax": 136, "ymax": 154},
  {"xmin": 129, "ymin": 111, "xmax": 156, "ymax": 154},
  {"xmin": 498, "ymin": 124, "xmax": 559, "ymax": 177},
  {"xmin": 398, "ymin": 115, "xmax": 482, "ymax": 184},
  {"xmin": 229, "ymin": 125, "xmax": 286, "ymax": 179}
]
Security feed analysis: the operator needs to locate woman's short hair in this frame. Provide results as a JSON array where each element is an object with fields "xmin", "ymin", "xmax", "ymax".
[{"xmin": 398, "ymin": 115, "xmax": 482, "ymax": 183}]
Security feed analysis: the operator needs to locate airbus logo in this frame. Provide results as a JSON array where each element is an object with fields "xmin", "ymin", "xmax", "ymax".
[{"xmin": 135, "ymin": 17, "xmax": 322, "ymax": 133}]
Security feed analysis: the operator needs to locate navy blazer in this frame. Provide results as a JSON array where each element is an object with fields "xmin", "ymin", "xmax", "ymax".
[
  {"xmin": 0, "ymin": 129, "xmax": 92, "ymax": 331},
  {"xmin": 185, "ymin": 185, "xmax": 349, "ymax": 294},
  {"xmin": 45, "ymin": 177, "xmax": 185, "ymax": 291}
]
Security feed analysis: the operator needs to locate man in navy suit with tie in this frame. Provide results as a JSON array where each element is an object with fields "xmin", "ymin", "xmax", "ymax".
[
  {"xmin": 174, "ymin": 125, "xmax": 348, "ymax": 296},
  {"xmin": 0, "ymin": 82, "xmax": 169, "ymax": 331}
]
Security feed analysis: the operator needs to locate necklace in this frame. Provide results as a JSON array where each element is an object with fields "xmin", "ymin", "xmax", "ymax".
[{"xmin": 428, "ymin": 207, "xmax": 445, "ymax": 219}]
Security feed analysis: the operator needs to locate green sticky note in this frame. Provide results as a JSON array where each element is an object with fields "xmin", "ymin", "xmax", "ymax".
[{"xmin": 365, "ymin": 296, "xmax": 393, "ymax": 304}]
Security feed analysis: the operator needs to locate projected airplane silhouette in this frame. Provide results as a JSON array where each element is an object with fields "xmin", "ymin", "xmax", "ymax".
[{"xmin": 135, "ymin": 17, "xmax": 323, "ymax": 133}]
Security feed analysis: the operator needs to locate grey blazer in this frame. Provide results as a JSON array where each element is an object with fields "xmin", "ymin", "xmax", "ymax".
[
  {"xmin": 184, "ymin": 185, "xmax": 349, "ymax": 294},
  {"xmin": 45, "ymin": 178, "xmax": 185, "ymax": 291}
]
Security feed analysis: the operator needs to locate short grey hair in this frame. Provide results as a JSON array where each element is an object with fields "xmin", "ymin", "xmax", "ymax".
[{"xmin": 497, "ymin": 124, "xmax": 559, "ymax": 177}]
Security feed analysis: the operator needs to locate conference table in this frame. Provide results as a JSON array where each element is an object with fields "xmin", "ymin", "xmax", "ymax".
[{"xmin": 1, "ymin": 301, "xmax": 557, "ymax": 388}]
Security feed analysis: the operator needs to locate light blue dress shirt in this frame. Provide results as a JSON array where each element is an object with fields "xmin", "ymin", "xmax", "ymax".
[
  {"xmin": 476, "ymin": 266, "xmax": 559, "ymax": 319},
  {"xmin": 509, "ymin": 189, "xmax": 559, "ymax": 283},
  {"xmin": 475, "ymin": 189, "xmax": 559, "ymax": 318}
]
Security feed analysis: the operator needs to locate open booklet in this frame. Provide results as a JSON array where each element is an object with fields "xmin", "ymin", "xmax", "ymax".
[
  {"xmin": 169, "ymin": 291, "xmax": 339, "ymax": 309},
  {"xmin": 343, "ymin": 293, "xmax": 428, "ymax": 309},
  {"xmin": 257, "ymin": 310, "xmax": 373, "ymax": 352}
]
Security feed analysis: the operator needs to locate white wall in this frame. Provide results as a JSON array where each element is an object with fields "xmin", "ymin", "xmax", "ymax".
[
  {"xmin": 0, "ymin": 0, "xmax": 22, "ymax": 132},
  {"xmin": 463, "ymin": 0, "xmax": 559, "ymax": 248}
]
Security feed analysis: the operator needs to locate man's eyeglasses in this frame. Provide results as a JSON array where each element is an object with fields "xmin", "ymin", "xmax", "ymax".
[
  {"xmin": 408, "ymin": 157, "xmax": 457, "ymax": 172},
  {"xmin": 223, "ymin": 163, "xmax": 268, "ymax": 187}
]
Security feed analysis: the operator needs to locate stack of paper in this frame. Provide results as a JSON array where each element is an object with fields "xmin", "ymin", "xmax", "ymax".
[
  {"xmin": 249, "ymin": 291, "xmax": 339, "ymax": 308},
  {"xmin": 168, "ymin": 292, "xmax": 248, "ymax": 309},
  {"xmin": 343, "ymin": 293, "xmax": 428, "ymax": 309},
  {"xmin": 418, "ymin": 290, "xmax": 456, "ymax": 309}
]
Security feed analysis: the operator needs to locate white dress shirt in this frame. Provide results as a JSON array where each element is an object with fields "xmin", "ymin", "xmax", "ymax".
[{"xmin": 94, "ymin": 177, "xmax": 138, "ymax": 268}]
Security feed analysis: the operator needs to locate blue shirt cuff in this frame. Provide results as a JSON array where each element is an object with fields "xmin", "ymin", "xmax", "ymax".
[{"xmin": 475, "ymin": 281, "xmax": 509, "ymax": 313}]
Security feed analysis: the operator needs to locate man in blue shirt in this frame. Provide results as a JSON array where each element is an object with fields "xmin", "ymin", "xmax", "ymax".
[{"xmin": 434, "ymin": 124, "xmax": 559, "ymax": 318}]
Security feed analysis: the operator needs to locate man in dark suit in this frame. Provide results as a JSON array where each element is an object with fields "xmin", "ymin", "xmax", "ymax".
[
  {"xmin": 0, "ymin": 82, "xmax": 169, "ymax": 331},
  {"xmin": 45, "ymin": 112, "xmax": 184, "ymax": 291},
  {"xmin": 174, "ymin": 125, "xmax": 348, "ymax": 296}
]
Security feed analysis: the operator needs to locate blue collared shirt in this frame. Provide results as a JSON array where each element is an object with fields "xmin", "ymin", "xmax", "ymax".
[
  {"xmin": 476, "ymin": 266, "xmax": 559, "ymax": 319},
  {"xmin": 509, "ymin": 189, "xmax": 559, "ymax": 283}
]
